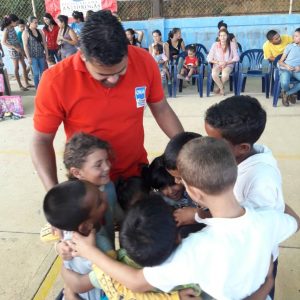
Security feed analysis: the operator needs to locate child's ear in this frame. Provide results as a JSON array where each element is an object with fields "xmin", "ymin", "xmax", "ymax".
[
  {"xmin": 70, "ymin": 167, "xmax": 82, "ymax": 179},
  {"xmin": 78, "ymin": 221, "xmax": 93, "ymax": 236},
  {"xmin": 239, "ymin": 143, "xmax": 251, "ymax": 154}
]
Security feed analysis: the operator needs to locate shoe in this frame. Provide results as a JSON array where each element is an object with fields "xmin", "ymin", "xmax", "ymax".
[
  {"xmin": 25, "ymin": 84, "xmax": 35, "ymax": 88},
  {"xmin": 289, "ymin": 94, "xmax": 297, "ymax": 104},
  {"xmin": 177, "ymin": 74, "xmax": 185, "ymax": 80},
  {"xmin": 282, "ymin": 92, "xmax": 289, "ymax": 107},
  {"xmin": 20, "ymin": 86, "xmax": 29, "ymax": 91}
]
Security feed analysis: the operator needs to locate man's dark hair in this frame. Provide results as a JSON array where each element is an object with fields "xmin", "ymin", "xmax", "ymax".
[
  {"xmin": 266, "ymin": 30, "xmax": 278, "ymax": 41},
  {"xmin": 164, "ymin": 132, "xmax": 202, "ymax": 170},
  {"xmin": 295, "ymin": 28, "xmax": 300, "ymax": 33},
  {"xmin": 80, "ymin": 10, "xmax": 128, "ymax": 65},
  {"xmin": 177, "ymin": 137, "xmax": 237, "ymax": 195},
  {"xmin": 205, "ymin": 95, "xmax": 266, "ymax": 146},
  {"xmin": 218, "ymin": 20, "xmax": 227, "ymax": 29},
  {"xmin": 43, "ymin": 180, "xmax": 92, "ymax": 231},
  {"xmin": 120, "ymin": 194, "xmax": 177, "ymax": 267},
  {"xmin": 144, "ymin": 155, "xmax": 175, "ymax": 190}
]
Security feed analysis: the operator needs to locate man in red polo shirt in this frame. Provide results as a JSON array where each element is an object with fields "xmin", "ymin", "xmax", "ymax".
[{"xmin": 31, "ymin": 10, "xmax": 184, "ymax": 191}]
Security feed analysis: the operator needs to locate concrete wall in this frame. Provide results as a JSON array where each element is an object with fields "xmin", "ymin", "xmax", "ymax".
[{"xmin": 1, "ymin": 14, "xmax": 299, "ymax": 74}]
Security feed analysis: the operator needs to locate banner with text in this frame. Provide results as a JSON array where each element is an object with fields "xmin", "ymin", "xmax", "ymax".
[{"xmin": 45, "ymin": 0, "xmax": 117, "ymax": 19}]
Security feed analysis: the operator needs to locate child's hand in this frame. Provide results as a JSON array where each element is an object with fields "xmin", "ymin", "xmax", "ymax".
[
  {"xmin": 293, "ymin": 66, "xmax": 300, "ymax": 72},
  {"xmin": 179, "ymin": 288, "xmax": 202, "ymax": 300},
  {"xmin": 285, "ymin": 64, "xmax": 295, "ymax": 71},
  {"xmin": 173, "ymin": 207, "xmax": 197, "ymax": 226},
  {"xmin": 56, "ymin": 241, "xmax": 73, "ymax": 261},
  {"xmin": 70, "ymin": 229, "xmax": 97, "ymax": 259}
]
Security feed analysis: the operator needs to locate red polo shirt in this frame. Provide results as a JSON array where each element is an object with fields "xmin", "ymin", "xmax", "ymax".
[{"xmin": 34, "ymin": 46, "xmax": 164, "ymax": 180}]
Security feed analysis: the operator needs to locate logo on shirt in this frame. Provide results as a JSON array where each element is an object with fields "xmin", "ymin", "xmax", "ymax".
[{"xmin": 135, "ymin": 86, "xmax": 147, "ymax": 108}]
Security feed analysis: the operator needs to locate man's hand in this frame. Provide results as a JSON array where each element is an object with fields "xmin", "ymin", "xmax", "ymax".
[
  {"xmin": 174, "ymin": 207, "xmax": 197, "ymax": 226},
  {"xmin": 179, "ymin": 288, "xmax": 202, "ymax": 300}
]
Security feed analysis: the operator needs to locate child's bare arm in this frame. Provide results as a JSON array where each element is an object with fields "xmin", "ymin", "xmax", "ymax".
[
  {"xmin": 173, "ymin": 207, "xmax": 197, "ymax": 226},
  {"xmin": 61, "ymin": 266, "xmax": 94, "ymax": 293},
  {"xmin": 71, "ymin": 231, "xmax": 153, "ymax": 292}
]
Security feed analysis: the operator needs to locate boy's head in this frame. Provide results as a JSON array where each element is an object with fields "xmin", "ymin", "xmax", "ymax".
[
  {"xmin": 43, "ymin": 180, "xmax": 108, "ymax": 235},
  {"xmin": 120, "ymin": 194, "xmax": 177, "ymax": 267},
  {"xmin": 217, "ymin": 20, "xmax": 228, "ymax": 30},
  {"xmin": 146, "ymin": 155, "xmax": 184, "ymax": 201},
  {"xmin": 266, "ymin": 30, "xmax": 281, "ymax": 45},
  {"xmin": 293, "ymin": 28, "xmax": 300, "ymax": 44},
  {"xmin": 187, "ymin": 45, "xmax": 196, "ymax": 57},
  {"xmin": 205, "ymin": 95, "xmax": 266, "ymax": 162},
  {"xmin": 18, "ymin": 19, "xmax": 26, "ymax": 31},
  {"xmin": 115, "ymin": 176, "xmax": 149, "ymax": 211},
  {"xmin": 164, "ymin": 132, "xmax": 202, "ymax": 183},
  {"xmin": 177, "ymin": 137, "xmax": 237, "ymax": 205},
  {"xmin": 63, "ymin": 132, "xmax": 112, "ymax": 187}
]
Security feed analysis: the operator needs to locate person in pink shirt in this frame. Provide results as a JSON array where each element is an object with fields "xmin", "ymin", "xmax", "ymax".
[{"xmin": 208, "ymin": 29, "xmax": 239, "ymax": 95}]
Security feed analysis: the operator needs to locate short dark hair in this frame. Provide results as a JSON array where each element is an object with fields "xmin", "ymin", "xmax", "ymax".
[
  {"xmin": 115, "ymin": 176, "xmax": 149, "ymax": 211},
  {"xmin": 187, "ymin": 45, "xmax": 196, "ymax": 53},
  {"xmin": 72, "ymin": 10, "xmax": 84, "ymax": 22},
  {"xmin": 295, "ymin": 28, "xmax": 300, "ymax": 33},
  {"xmin": 266, "ymin": 30, "xmax": 278, "ymax": 41},
  {"xmin": 144, "ymin": 155, "xmax": 175, "ymax": 190},
  {"xmin": 120, "ymin": 194, "xmax": 177, "ymax": 267},
  {"xmin": 43, "ymin": 180, "xmax": 93, "ymax": 231},
  {"xmin": 153, "ymin": 43, "xmax": 163, "ymax": 54},
  {"xmin": 218, "ymin": 20, "xmax": 227, "ymax": 29},
  {"xmin": 80, "ymin": 10, "xmax": 128, "ymax": 65},
  {"xmin": 63, "ymin": 132, "xmax": 111, "ymax": 180},
  {"xmin": 164, "ymin": 132, "xmax": 202, "ymax": 170},
  {"xmin": 18, "ymin": 19, "xmax": 26, "ymax": 25},
  {"xmin": 177, "ymin": 137, "xmax": 237, "ymax": 195},
  {"xmin": 205, "ymin": 95, "xmax": 266, "ymax": 145}
]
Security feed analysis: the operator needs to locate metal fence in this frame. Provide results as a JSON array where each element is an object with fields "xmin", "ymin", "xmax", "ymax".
[
  {"xmin": 0, "ymin": 0, "xmax": 299, "ymax": 21},
  {"xmin": 0, "ymin": 0, "xmax": 45, "ymax": 22}
]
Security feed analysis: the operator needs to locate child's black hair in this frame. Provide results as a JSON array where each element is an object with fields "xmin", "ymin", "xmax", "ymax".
[
  {"xmin": 187, "ymin": 44, "xmax": 196, "ymax": 53},
  {"xmin": 153, "ymin": 43, "xmax": 163, "ymax": 54},
  {"xmin": 120, "ymin": 194, "xmax": 177, "ymax": 267},
  {"xmin": 205, "ymin": 95, "xmax": 266, "ymax": 146},
  {"xmin": 43, "ymin": 180, "xmax": 91, "ymax": 231},
  {"xmin": 18, "ymin": 19, "xmax": 26, "ymax": 25},
  {"xmin": 115, "ymin": 176, "xmax": 149, "ymax": 211},
  {"xmin": 164, "ymin": 132, "xmax": 202, "ymax": 170},
  {"xmin": 144, "ymin": 155, "xmax": 175, "ymax": 190}
]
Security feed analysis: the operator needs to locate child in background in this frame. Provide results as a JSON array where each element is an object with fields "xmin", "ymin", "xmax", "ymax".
[
  {"xmin": 177, "ymin": 45, "xmax": 198, "ymax": 81},
  {"xmin": 44, "ymin": 180, "xmax": 112, "ymax": 300},
  {"xmin": 17, "ymin": 19, "xmax": 25, "ymax": 49},
  {"xmin": 152, "ymin": 44, "xmax": 170, "ymax": 83},
  {"xmin": 70, "ymin": 137, "xmax": 298, "ymax": 300}
]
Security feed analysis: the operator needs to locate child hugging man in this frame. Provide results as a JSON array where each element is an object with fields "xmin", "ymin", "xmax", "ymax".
[{"xmin": 70, "ymin": 137, "xmax": 299, "ymax": 300}]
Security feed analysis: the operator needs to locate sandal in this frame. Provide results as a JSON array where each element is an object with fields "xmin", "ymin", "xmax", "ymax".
[{"xmin": 20, "ymin": 87, "xmax": 29, "ymax": 91}]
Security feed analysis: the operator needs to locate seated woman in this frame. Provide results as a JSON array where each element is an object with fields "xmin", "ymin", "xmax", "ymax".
[
  {"xmin": 148, "ymin": 29, "xmax": 169, "ymax": 58},
  {"xmin": 208, "ymin": 29, "xmax": 239, "ymax": 95},
  {"xmin": 125, "ymin": 28, "xmax": 143, "ymax": 47}
]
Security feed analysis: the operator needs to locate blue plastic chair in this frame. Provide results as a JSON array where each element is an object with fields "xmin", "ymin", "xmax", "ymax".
[
  {"xmin": 236, "ymin": 49, "xmax": 271, "ymax": 98},
  {"xmin": 272, "ymin": 54, "xmax": 300, "ymax": 107},
  {"xmin": 173, "ymin": 51, "xmax": 205, "ymax": 97}
]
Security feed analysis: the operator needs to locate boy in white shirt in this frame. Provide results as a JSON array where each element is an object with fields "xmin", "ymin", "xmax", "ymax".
[{"xmin": 70, "ymin": 137, "xmax": 299, "ymax": 300}]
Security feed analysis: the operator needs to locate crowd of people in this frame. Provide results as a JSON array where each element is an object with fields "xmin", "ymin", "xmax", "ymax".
[{"xmin": 0, "ymin": 9, "xmax": 299, "ymax": 300}]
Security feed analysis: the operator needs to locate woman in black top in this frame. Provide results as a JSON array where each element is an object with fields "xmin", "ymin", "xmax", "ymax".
[{"xmin": 167, "ymin": 28, "xmax": 185, "ymax": 61}]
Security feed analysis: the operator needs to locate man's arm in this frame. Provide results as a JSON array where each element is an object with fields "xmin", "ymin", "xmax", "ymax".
[
  {"xmin": 30, "ymin": 130, "xmax": 58, "ymax": 191},
  {"xmin": 284, "ymin": 204, "xmax": 300, "ymax": 231},
  {"xmin": 148, "ymin": 98, "xmax": 184, "ymax": 139}
]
